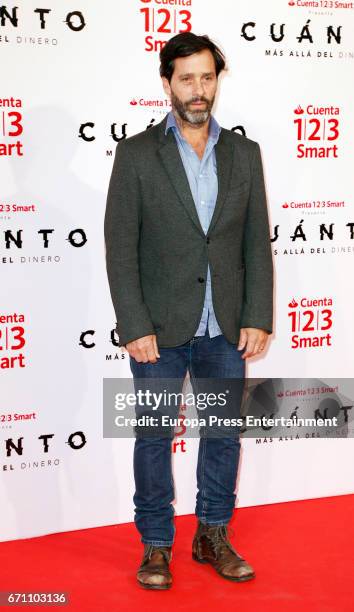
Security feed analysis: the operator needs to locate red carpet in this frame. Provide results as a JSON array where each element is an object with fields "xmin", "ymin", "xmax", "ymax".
[{"xmin": 1, "ymin": 494, "xmax": 353, "ymax": 611}]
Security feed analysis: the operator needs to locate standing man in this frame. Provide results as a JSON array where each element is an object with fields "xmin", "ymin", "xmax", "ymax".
[{"xmin": 104, "ymin": 32, "xmax": 273, "ymax": 590}]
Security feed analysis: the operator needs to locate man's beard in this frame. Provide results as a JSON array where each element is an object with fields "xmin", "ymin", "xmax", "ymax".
[{"xmin": 170, "ymin": 90, "xmax": 215, "ymax": 126}]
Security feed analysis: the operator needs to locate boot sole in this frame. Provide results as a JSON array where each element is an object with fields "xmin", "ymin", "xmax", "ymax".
[
  {"xmin": 137, "ymin": 580, "xmax": 172, "ymax": 590},
  {"xmin": 192, "ymin": 552, "xmax": 255, "ymax": 582}
]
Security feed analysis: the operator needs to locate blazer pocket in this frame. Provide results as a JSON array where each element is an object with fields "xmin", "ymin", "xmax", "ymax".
[
  {"xmin": 227, "ymin": 183, "xmax": 249, "ymax": 203},
  {"xmin": 143, "ymin": 278, "xmax": 170, "ymax": 332},
  {"xmin": 230, "ymin": 178, "xmax": 249, "ymax": 192}
]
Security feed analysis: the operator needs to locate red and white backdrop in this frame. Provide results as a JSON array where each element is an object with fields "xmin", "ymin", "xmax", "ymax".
[{"xmin": 1, "ymin": 0, "xmax": 354, "ymax": 542}]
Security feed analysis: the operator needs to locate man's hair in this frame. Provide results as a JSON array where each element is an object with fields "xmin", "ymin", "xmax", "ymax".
[{"xmin": 159, "ymin": 32, "xmax": 227, "ymax": 82}]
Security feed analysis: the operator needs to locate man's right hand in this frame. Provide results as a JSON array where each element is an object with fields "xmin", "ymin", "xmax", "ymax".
[{"xmin": 125, "ymin": 334, "xmax": 160, "ymax": 363}]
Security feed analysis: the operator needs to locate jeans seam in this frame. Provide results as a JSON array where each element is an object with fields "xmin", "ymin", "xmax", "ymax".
[
  {"xmin": 189, "ymin": 332, "xmax": 209, "ymax": 522},
  {"xmin": 199, "ymin": 437, "xmax": 208, "ymax": 520}
]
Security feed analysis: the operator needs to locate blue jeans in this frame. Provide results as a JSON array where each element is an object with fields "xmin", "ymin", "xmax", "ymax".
[{"xmin": 129, "ymin": 327, "xmax": 246, "ymax": 546}]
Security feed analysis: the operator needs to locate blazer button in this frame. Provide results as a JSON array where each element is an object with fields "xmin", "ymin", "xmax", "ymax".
[
  {"xmin": 198, "ymin": 277, "xmax": 205, "ymax": 283},
  {"xmin": 206, "ymin": 237, "xmax": 210, "ymax": 244}
]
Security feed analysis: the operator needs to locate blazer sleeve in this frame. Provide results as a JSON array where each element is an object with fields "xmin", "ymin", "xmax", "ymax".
[
  {"xmin": 104, "ymin": 141, "xmax": 155, "ymax": 347},
  {"xmin": 239, "ymin": 141, "xmax": 274, "ymax": 334}
]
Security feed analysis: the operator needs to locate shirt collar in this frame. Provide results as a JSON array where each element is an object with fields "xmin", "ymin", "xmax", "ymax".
[{"xmin": 164, "ymin": 110, "xmax": 221, "ymax": 144}]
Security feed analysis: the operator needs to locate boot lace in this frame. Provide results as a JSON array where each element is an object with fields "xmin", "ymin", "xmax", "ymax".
[{"xmin": 206, "ymin": 525, "xmax": 236, "ymax": 558}]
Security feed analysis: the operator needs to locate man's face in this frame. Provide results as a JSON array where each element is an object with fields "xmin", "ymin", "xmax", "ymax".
[{"xmin": 162, "ymin": 48, "xmax": 218, "ymax": 126}]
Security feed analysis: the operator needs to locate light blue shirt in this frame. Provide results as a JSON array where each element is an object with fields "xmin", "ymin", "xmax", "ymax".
[{"xmin": 165, "ymin": 110, "xmax": 222, "ymax": 338}]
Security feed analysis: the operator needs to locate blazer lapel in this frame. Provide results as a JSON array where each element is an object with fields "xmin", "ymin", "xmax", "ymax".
[
  {"xmin": 157, "ymin": 133, "xmax": 205, "ymax": 236},
  {"xmin": 157, "ymin": 118, "xmax": 235, "ymax": 237},
  {"xmin": 208, "ymin": 134, "xmax": 234, "ymax": 234}
]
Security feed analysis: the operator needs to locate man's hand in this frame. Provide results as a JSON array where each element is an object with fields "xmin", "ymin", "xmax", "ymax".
[
  {"xmin": 125, "ymin": 334, "xmax": 160, "ymax": 364},
  {"xmin": 237, "ymin": 327, "xmax": 269, "ymax": 359}
]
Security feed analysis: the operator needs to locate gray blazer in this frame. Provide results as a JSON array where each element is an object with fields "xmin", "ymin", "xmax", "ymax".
[{"xmin": 104, "ymin": 114, "xmax": 273, "ymax": 348}]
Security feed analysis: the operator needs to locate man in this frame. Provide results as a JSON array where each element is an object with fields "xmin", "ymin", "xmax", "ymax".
[{"xmin": 104, "ymin": 32, "xmax": 273, "ymax": 590}]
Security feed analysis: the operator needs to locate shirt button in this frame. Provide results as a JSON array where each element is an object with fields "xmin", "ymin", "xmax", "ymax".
[{"xmin": 201, "ymin": 200, "xmax": 205, "ymax": 205}]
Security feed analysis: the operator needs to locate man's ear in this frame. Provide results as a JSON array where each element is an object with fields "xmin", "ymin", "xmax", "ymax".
[{"xmin": 161, "ymin": 76, "xmax": 171, "ymax": 98}]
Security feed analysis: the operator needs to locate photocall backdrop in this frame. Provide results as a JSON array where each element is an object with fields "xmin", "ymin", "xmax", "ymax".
[{"xmin": 1, "ymin": 0, "xmax": 354, "ymax": 541}]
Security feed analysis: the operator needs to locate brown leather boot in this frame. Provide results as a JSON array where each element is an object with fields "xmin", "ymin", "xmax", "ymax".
[
  {"xmin": 136, "ymin": 544, "xmax": 173, "ymax": 590},
  {"xmin": 192, "ymin": 521, "xmax": 255, "ymax": 582}
]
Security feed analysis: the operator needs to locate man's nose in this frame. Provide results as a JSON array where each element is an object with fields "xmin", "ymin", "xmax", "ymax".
[{"xmin": 192, "ymin": 80, "xmax": 205, "ymax": 97}]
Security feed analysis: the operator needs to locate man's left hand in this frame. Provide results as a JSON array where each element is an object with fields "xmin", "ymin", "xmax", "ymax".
[{"xmin": 237, "ymin": 327, "xmax": 269, "ymax": 359}]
